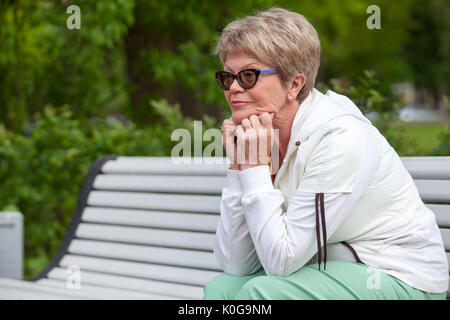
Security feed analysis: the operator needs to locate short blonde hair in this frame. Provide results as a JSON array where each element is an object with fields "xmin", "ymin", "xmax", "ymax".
[{"xmin": 215, "ymin": 7, "xmax": 321, "ymax": 103}]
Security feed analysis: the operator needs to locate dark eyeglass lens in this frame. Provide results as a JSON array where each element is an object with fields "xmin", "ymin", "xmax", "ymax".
[
  {"xmin": 222, "ymin": 73, "xmax": 234, "ymax": 89},
  {"xmin": 239, "ymin": 70, "xmax": 256, "ymax": 88},
  {"xmin": 217, "ymin": 72, "xmax": 234, "ymax": 89}
]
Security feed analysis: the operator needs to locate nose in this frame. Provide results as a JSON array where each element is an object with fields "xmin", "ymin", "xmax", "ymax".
[{"xmin": 229, "ymin": 78, "xmax": 245, "ymax": 93}]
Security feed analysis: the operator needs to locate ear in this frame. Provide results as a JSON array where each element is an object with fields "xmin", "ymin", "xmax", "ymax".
[{"xmin": 287, "ymin": 73, "xmax": 306, "ymax": 101}]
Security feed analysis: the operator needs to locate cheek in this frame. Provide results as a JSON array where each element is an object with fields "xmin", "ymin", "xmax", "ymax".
[
  {"xmin": 224, "ymin": 91, "xmax": 231, "ymax": 103},
  {"xmin": 251, "ymin": 90, "xmax": 280, "ymax": 110},
  {"xmin": 253, "ymin": 81, "xmax": 284, "ymax": 106}
]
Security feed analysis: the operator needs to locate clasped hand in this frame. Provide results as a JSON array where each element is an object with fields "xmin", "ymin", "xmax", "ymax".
[{"xmin": 222, "ymin": 112, "xmax": 275, "ymax": 171}]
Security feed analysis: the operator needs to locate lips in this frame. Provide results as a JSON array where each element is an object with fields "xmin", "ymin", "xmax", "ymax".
[{"xmin": 231, "ymin": 101, "xmax": 251, "ymax": 108}]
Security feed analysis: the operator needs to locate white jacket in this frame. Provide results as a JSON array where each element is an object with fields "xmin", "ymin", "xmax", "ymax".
[{"xmin": 214, "ymin": 88, "xmax": 449, "ymax": 294}]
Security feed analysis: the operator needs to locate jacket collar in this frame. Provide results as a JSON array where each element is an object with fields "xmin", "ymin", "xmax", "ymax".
[{"xmin": 273, "ymin": 88, "xmax": 372, "ymax": 187}]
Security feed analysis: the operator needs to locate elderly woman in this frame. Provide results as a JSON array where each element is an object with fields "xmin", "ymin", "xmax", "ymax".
[{"xmin": 202, "ymin": 7, "xmax": 448, "ymax": 300}]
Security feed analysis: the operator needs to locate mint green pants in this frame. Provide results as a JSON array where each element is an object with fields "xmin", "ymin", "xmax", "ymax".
[{"xmin": 203, "ymin": 261, "xmax": 447, "ymax": 300}]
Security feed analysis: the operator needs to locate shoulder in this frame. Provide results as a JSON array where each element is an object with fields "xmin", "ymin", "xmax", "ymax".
[{"xmin": 298, "ymin": 115, "xmax": 369, "ymax": 193}]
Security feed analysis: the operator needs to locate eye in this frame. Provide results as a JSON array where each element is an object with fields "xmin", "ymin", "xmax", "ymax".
[
  {"xmin": 222, "ymin": 73, "xmax": 234, "ymax": 86},
  {"xmin": 240, "ymin": 71, "xmax": 256, "ymax": 86}
]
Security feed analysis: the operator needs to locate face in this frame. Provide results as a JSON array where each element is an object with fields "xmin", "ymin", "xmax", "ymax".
[{"xmin": 223, "ymin": 51, "xmax": 288, "ymax": 124}]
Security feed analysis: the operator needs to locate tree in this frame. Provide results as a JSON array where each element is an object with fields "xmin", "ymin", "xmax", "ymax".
[{"xmin": 403, "ymin": 0, "xmax": 450, "ymax": 107}]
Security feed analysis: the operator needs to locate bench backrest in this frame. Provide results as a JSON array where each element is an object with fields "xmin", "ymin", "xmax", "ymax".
[
  {"xmin": 401, "ymin": 157, "xmax": 450, "ymax": 298},
  {"xmin": 33, "ymin": 156, "xmax": 450, "ymax": 299}
]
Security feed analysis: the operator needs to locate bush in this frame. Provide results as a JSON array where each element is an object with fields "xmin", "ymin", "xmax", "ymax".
[
  {"xmin": 0, "ymin": 102, "xmax": 219, "ymax": 279},
  {"xmin": 317, "ymin": 70, "xmax": 418, "ymax": 155},
  {"xmin": 428, "ymin": 125, "xmax": 450, "ymax": 156}
]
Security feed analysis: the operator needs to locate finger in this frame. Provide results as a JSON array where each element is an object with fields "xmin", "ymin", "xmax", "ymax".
[
  {"xmin": 235, "ymin": 125, "xmax": 246, "ymax": 164},
  {"xmin": 258, "ymin": 113, "xmax": 275, "ymax": 153},
  {"xmin": 222, "ymin": 121, "xmax": 236, "ymax": 135},
  {"xmin": 226, "ymin": 117, "xmax": 238, "ymax": 125},
  {"xmin": 241, "ymin": 118, "xmax": 251, "ymax": 130},
  {"xmin": 249, "ymin": 114, "xmax": 263, "ymax": 131},
  {"xmin": 235, "ymin": 124, "xmax": 245, "ymax": 140},
  {"xmin": 259, "ymin": 112, "xmax": 274, "ymax": 129},
  {"xmin": 223, "ymin": 119, "xmax": 237, "ymax": 130},
  {"xmin": 257, "ymin": 128, "xmax": 270, "ymax": 164},
  {"xmin": 222, "ymin": 128, "xmax": 235, "ymax": 142},
  {"xmin": 246, "ymin": 128, "xmax": 258, "ymax": 165},
  {"xmin": 222, "ymin": 120, "xmax": 237, "ymax": 150}
]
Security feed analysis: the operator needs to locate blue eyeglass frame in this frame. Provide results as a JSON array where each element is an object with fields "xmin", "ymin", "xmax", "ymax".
[{"xmin": 215, "ymin": 68, "xmax": 278, "ymax": 90}]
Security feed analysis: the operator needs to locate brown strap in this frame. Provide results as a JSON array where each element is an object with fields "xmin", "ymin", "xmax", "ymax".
[
  {"xmin": 319, "ymin": 193, "xmax": 327, "ymax": 270},
  {"xmin": 315, "ymin": 194, "xmax": 322, "ymax": 271},
  {"xmin": 341, "ymin": 241, "xmax": 365, "ymax": 264},
  {"xmin": 315, "ymin": 193, "xmax": 327, "ymax": 271},
  {"xmin": 315, "ymin": 192, "xmax": 363, "ymax": 268}
]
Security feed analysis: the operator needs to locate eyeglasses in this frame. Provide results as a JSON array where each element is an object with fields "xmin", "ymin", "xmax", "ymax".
[{"xmin": 215, "ymin": 68, "xmax": 278, "ymax": 90}]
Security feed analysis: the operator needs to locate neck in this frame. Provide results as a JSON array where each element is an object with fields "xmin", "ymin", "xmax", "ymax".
[{"xmin": 272, "ymin": 100, "xmax": 300, "ymax": 161}]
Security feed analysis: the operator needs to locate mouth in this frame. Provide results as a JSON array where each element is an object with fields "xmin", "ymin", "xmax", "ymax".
[{"xmin": 231, "ymin": 101, "xmax": 251, "ymax": 108}]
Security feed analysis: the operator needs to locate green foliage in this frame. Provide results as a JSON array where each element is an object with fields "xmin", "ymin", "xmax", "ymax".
[
  {"xmin": 403, "ymin": 0, "xmax": 450, "ymax": 101},
  {"xmin": 1, "ymin": 0, "xmax": 444, "ymax": 131},
  {"xmin": 318, "ymin": 70, "xmax": 419, "ymax": 155},
  {"xmin": 0, "ymin": 204, "xmax": 20, "ymax": 212},
  {"xmin": 0, "ymin": 99, "xmax": 220, "ymax": 280},
  {"xmin": 0, "ymin": 0, "xmax": 448, "ymax": 280},
  {"xmin": 0, "ymin": 0, "xmax": 135, "ymax": 131},
  {"xmin": 428, "ymin": 126, "xmax": 450, "ymax": 156}
]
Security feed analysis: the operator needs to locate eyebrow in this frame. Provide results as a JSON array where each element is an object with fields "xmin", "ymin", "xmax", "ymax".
[{"xmin": 224, "ymin": 63, "xmax": 259, "ymax": 72}]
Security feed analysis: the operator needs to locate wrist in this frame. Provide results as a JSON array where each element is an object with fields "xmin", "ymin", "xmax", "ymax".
[
  {"xmin": 240, "ymin": 164, "xmax": 258, "ymax": 171},
  {"xmin": 240, "ymin": 161, "xmax": 269, "ymax": 171}
]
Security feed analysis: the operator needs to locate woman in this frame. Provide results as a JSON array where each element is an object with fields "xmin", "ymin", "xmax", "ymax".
[{"xmin": 203, "ymin": 7, "xmax": 448, "ymax": 300}]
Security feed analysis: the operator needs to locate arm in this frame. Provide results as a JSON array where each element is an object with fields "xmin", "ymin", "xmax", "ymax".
[
  {"xmin": 239, "ymin": 166, "xmax": 352, "ymax": 275},
  {"xmin": 213, "ymin": 168, "xmax": 262, "ymax": 276},
  {"xmin": 238, "ymin": 120, "xmax": 367, "ymax": 276}
]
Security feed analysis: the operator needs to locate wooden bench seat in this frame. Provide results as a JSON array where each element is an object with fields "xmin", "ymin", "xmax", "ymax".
[{"xmin": 21, "ymin": 155, "xmax": 450, "ymax": 299}]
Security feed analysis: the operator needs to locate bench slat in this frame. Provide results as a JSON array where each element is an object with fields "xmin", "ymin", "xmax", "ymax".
[
  {"xmin": 35, "ymin": 278, "xmax": 177, "ymax": 299},
  {"xmin": 93, "ymin": 174, "xmax": 226, "ymax": 195},
  {"xmin": 447, "ymin": 253, "xmax": 450, "ymax": 273},
  {"xmin": 442, "ymin": 229, "xmax": 450, "ymax": 252},
  {"xmin": 402, "ymin": 157, "xmax": 450, "ymax": 180},
  {"xmin": 87, "ymin": 191, "xmax": 220, "ymax": 213},
  {"xmin": 427, "ymin": 204, "xmax": 450, "ymax": 228},
  {"xmin": 82, "ymin": 207, "xmax": 219, "ymax": 231},
  {"xmin": 75, "ymin": 223, "xmax": 215, "ymax": 251},
  {"xmin": 68, "ymin": 239, "xmax": 220, "ymax": 271},
  {"xmin": 26, "ymin": 156, "xmax": 448, "ymax": 300},
  {"xmin": 101, "ymin": 157, "xmax": 228, "ymax": 176},
  {"xmin": 46, "ymin": 267, "xmax": 203, "ymax": 299},
  {"xmin": 59, "ymin": 254, "xmax": 220, "ymax": 287},
  {"xmin": 414, "ymin": 180, "xmax": 450, "ymax": 203},
  {"xmin": 0, "ymin": 278, "xmax": 96, "ymax": 300}
]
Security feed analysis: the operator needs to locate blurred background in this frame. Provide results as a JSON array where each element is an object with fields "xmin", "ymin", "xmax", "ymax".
[{"xmin": 0, "ymin": 0, "xmax": 449, "ymax": 279}]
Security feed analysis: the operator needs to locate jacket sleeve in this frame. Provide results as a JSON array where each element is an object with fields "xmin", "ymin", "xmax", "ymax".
[
  {"xmin": 238, "ymin": 121, "xmax": 366, "ymax": 276},
  {"xmin": 238, "ymin": 166, "xmax": 352, "ymax": 276},
  {"xmin": 213, "ymin": 168, "xmax": 263, "ymax": 276}
]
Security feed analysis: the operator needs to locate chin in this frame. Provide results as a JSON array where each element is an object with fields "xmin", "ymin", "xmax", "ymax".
[
  {"xmin": 231, "ymin": 114, "xmax": 244, "ymax": 125},
  {"xmin": 231, "ymin": 110, "xmax": 272, "ymax": 124},
  {"xmin": 231, "ymin": 111, "xmax": 253, "ymax": 125}
]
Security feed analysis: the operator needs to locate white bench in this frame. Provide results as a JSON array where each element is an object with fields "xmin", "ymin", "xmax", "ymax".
[{"xmin": 1, "ymin": 155, "xmax": 449, "ymax": 299}]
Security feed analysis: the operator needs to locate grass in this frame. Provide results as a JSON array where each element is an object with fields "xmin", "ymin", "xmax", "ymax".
[{"xmin": 390, "ymin": 122, "xmax": 449, "ymax": 156}]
